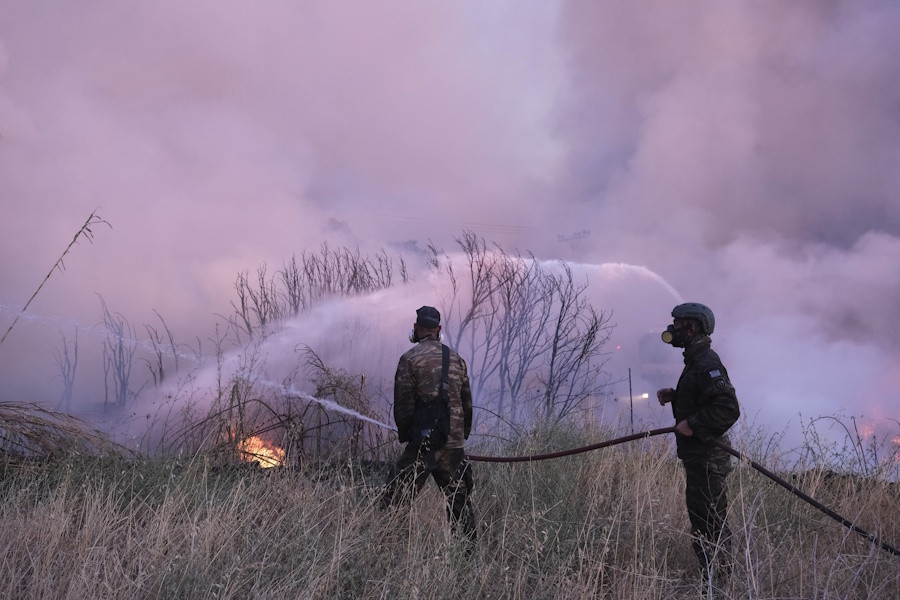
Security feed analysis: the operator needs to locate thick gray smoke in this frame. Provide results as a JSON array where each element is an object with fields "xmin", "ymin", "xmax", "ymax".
[
  {"xmin": 553, "ymin": 0, "xmax": 900, "ymax": 444},
  {"xmin": 0, "ymin": 1, "xmax": 897, "ymax": 453}
]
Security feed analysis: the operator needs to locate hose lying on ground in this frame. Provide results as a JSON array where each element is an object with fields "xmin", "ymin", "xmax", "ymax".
[{"xmin": 467, "ymin": 427, "xmax": 900, "ymax": 557}]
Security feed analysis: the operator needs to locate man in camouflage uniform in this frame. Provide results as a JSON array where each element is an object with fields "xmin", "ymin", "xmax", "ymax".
[
  {"xmin": 381, "ymin": 306, "xmax": 476, "ymax": 540},
  {"xmin": 657, "ymin": 303, "xmax": 740, "ymax": 580}
]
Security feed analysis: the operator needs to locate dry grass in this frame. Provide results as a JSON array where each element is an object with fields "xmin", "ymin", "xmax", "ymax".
[
  {"xmin": 1, "ymin": 422, "xmax": 898, "ymax": 599},
  {"xmin": 0, "ymin": 401, "xmax": 135, "ymax": 461}
]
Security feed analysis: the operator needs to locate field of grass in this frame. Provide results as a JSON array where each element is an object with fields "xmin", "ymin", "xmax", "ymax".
[{"xmin": 1, "ymin": 422, "xmax": 898, "ymax": 600}]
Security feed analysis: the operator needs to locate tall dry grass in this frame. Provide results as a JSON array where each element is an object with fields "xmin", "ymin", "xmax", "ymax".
[{"xmin": 0, "ymin": 424, "xmax": 898, "ymax": 599}]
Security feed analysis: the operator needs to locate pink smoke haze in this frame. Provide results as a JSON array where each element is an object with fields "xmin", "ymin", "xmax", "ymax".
[{"xmin": 0, "ymin": 2, "xmax": 897, "ymax": 452}]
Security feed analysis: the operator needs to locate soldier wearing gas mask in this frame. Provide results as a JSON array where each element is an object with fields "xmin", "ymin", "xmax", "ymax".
[
  {"xmin": 657, "ymin": 303, "xmax": 740, "ymax": 582},
  {"xmin": 381, "ymin": 306, "xmax": 476, "ymax": 541}
]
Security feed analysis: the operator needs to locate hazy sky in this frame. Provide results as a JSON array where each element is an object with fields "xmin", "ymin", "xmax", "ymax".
[{"xmin": 1, "ymin": 1, "xmax": 897, "ymax": 451}]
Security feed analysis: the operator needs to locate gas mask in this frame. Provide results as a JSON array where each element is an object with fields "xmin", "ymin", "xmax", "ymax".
[{"xmin": 661, "ymin": 324, "xmax": 689, "ymax": 347}]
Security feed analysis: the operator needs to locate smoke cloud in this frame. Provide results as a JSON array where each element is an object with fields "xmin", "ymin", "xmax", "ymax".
[
  {"xmin": 0, "ymin": 1, "xmax": 897, "ymax": 452},
  {"xmin": 553, "ymin": 0, "xmax": 900, "ymax": 445}
]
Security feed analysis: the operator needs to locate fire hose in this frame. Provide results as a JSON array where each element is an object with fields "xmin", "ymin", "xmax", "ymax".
[{"xmin": 467, "ymin": 427, "xmax": 900, "ymax": 557}]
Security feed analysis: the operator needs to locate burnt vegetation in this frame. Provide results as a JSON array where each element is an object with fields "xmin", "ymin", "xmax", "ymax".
[
  {"xmin": 44, "ymin": 233, "xmax": 617, "ymax": 466},
  {"xmin": 1, "ymin": 227, "xmax": 898, "ymax": 598}
]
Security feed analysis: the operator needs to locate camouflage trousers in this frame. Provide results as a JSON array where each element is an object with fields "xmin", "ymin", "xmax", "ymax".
[
  {"xmin": 381, "ymin": 444, "xmax": 476, "ymax": 541},
  {"xmin": 683, "ymin": 457, "xmax": 733, "ymax": 577}
]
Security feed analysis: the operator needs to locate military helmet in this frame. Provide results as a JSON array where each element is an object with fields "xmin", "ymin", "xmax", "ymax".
[{"xmin": 671, "ymin": 302, "xmax": 715, "ymax": 335}]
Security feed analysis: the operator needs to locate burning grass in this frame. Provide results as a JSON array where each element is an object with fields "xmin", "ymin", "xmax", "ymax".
[
  {"xmin": 238, "ymin": 434, "xmax": 287, "ymax": 468},
  {"xmin": 0, "ymin": 421, "xmax": 898, "ymax": 599}
]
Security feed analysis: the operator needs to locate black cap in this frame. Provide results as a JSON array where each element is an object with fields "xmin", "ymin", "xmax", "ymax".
[{"xmin": 416, "ymin": 306, "xmax": 441, "ymax": 329}]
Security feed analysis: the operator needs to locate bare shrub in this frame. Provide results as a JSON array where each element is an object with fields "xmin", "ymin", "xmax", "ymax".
[
  {"xmin": 142, "ymin": 309, "xmax": 180, "ymax": 388},
  {"xmin": 231, "ymin": 244, "xmax": 407, "ymax": 337},
  {"xmin": 54, "ymin": 331, "xmax": 78, "ymax": 412},
  {"xmin": 428, "ymin": 232, "xmax": 614, "ymax": 430},
  {"xmin": 162, "ymin": 339, "xmax": 394, "ymax": 470},
  {"xmin": 301, "ymin": 347, "xmax": 393, "ymax": 462},
  {"xmin": 99, "ymin": 295, "xmax": 143, "ymax": 408}
]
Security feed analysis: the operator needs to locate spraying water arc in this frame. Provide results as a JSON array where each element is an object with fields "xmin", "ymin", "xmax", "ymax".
[
  {"xmin": 595, "ymin": 262, "xmax": 684, "ymax": 303},
  {"xmin": 536, "ymin": 260, "xmax": 683, "ymax": 303},
  {"xmin": 260, "ymin": 379, "xmax": 397, "ymax": 432}
]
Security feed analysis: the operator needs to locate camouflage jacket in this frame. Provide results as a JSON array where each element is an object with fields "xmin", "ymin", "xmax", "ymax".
[
  {"xmin": 393, "ymin": 334, "xmax": 473, "ymax": 449},
  {"xmin": 671, "ymin": 335, "xmax": 740, "ymax": 461}
]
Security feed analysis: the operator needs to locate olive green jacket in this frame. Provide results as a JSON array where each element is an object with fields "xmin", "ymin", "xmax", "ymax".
[{"xmin": 671, "ymin": 335, "xmax": 740, "ymax": 461}]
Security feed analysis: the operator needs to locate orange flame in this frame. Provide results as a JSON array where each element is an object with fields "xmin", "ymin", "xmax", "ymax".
[{"xmin": 239, "ymin": 435, "xmax": 286, "ymax": 468}]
